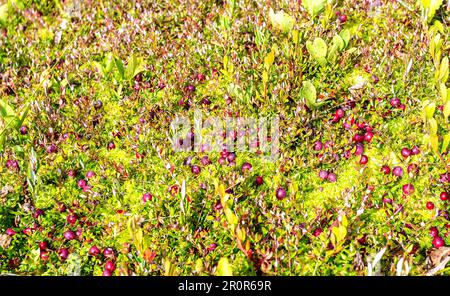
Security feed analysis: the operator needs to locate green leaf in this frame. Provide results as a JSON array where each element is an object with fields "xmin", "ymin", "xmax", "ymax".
[
  {"xmin": 0, "ymin": 98, "xmax": 16, "ymax": 119},
  {"xmin": 217, "ymin": 258, "xmax": 233, "ymax": 276},
  {"xmin": 332, "ymin": 34, "xmax": 345, "ymax": 51},
  {"xmin": 302, "ymin": 0, "xmax": 326, "ymax": 18},
  {"xmin": 430, "ymin": 20, "xmax": 445, "ymax": 35},
  {"xmin": 125, "ymin": 55, "xmax": 145, "ymax": 81},
  {"xmin": 306, "ymin": 37, "xmax": 327, "ymax": 64},
  {"xmin": 421, "ymin": 0, "xmax": 443, "ymax": 21},
  {"xmin": 301, "ymin": 80, "xmax": 316, "ymax": 106},
  {"xmin": 339, "ymin": 29, "xmax": 351, "ymax": 47},
  {"xmin": 16, "ymin": 103, "xmax": 30, "ymax": 130},
  {"xmin": 114, "ymin": 58, "xmax": 125, "ymax": 80},
  {"xmin": 301, "ymin": 80, "xmax": 327, "ymax": 109},
  {"xmin": 268, "ymin": 8, "xmax": 295, "ymax": 33},
  {"xmin": 0, "ymin": 3, "xmax": 9, "ymax": 27}
]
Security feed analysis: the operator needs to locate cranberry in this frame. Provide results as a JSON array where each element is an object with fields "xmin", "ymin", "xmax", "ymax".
[
  {"xmin": 402, "ymin": 184, "xmax": 414, "ymax": 195},
  {"xmin": 40, "ymin": 250, "xmax": 50, "ymax": 261},
  {"xmin": 19, "ymin": 126, "xmax": 28, "ymax": 135},
  {"xmin": 64, "ymin": 230, "xmax": 76, "ymax": 241},
  {"xmin": 142, "ymin": 193, "xmax": 152, "ymax": 202},
  {"xmin": 390, "ymin": 97, "xmax": 401, "ymax": 108},
  {"xmin": 241, "ymin": 162, "xmax": 252, "ymax": 172},
  {"xmin": 426, "ymin": 202, "xmax": 435, "ymax": 210},
  {"xmin": 381, "ymin": 165, "xmax": 391, "ymax": 175},
  {"xmin": 191, "ymin": 165, "xmax": 201, "ymax": 175},
  {"xmin": 360, "ymin": 155, "xmax": 368, "ymax": 165},
  {"xmin": 429, "ymin": 227, "xmax": 439, "ymax": 237},
  {"xmin": 276, "ymin": 187, "xmax": 287, "ymax": 200},
  {"xmin": 201, "ymin": 156, "xmax": 211, "ymax": 166},
  {"xmin": 39, "ymin": 241, "xmax": 48, "ymax": 250},
  {"xmin": 107, "ymin": 141, "xmax": 116, "ymax": 150},
  {"xmin": 319, "ymin": 170, "xmax": 329, "ymax": 180},
  {"xmin": 313, "ymin": 141, "xmax": 323, "ymax": 151},
  {"xmin": 58, "ymin": 248, "xmax": 69, "ymax": 261},
  {"xmin": 364, "ymin": 132, "xmax": 373, "ymax": 143},
  {"xmin": 5, "ymin": 228, "xmax": 16, "ymax": 236},
  {"xmin": 197, "ymin": 73, "xmax": 205, "ymax": 81},
  {"xmin": 327, "ymin": 173, "xmax": 337, "ymax": 182},
  {"xmin": 335, "ymin": 109, "xmax": 345, "ymax": 118},
  {"xmin": 401, "ymin": 148, "xmax": 411, "ymax": 158},
  {"xmin": 338, "ymin": 14, "xmax": 347, "ymax": 23},
  {"xmin": 67, "ymin": 214, "xmax": 78, "ymax": 225},
  {"xmin": 67, "ymin": 170, "xmax": 76, "ymax": 178},
  {"xmin": 353, "ymin": 134, "xmax": 364, "ymax": 143},
  {"xmin": 46, "ymin": 144, "xmax": 57, "ymax": 153},
  {"xmin": 77, "ymin": 179, "xmax": 87, "ymax": 188},
  {"xmin": 255, "ymin": 176, "xmax": 264, "ymax": 186},
  {"xmin": 103, "ymin": 247, "xmax": 114, "ymax": 258},
  {"xmin": 89, "ymin": 245, "xmax": 101, "ymax": 256},
  {"xmin": 432, "ymin": 236, "xmax": 445, "ymax": 249},
  {"xmin": 411, "ymin": 145, "xmax": 420, "ymax": 155},
  {"xmin": 313, "ymin": 228, "xmax": 323, "ymax": 237},
  {"xmin": 105, "ymin": 260, "xmax": 116, "ymax": 271},
  {"xmin": 86, "ymin": 171, "xmax": 95, "ymax": 179},
  {"xmin": 23, "ymin": 228, "xmax": 33, "ymax": 236},
  {"xmin": 392, "ymin": 166, "xmax": 403, "ymax": 177},
  {"xmin": 34, "ymin": 209, "xmax": 44, "ymax": 218},
  {"xmin": 440, "ymin": 192, "xmax": 449, "ymax": 201}
]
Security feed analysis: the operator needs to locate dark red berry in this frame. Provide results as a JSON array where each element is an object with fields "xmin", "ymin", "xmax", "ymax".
[
  {"xmin": 402, "ymin": 184, "xmax": 414, "ymax": 195},
  {"xmin": 241, "ymin": 162, "xmax": 252, "ymax": 172},
  {"xmin": 255, "ymin": 176, "xmax": 263, "ymax": 186},
  {"xmin": 105, "ymin": 260, "xmax": 116, "ymax": 271},
  {"xmin": 191, "ymin": 165, "xmax": 201, "ymax": 175},
  {"xmin": 142, "ymin": 193, "xmax": 152, "ymax": 202},
  {"xmin": 429, "ymin": 227, "xmax": 439, "ymax": 237},
  {"xmin": 360, "ymin": 155, "xmax": 368, "ymax": 165},
  {"xmin": 276, "ymin": 187, "xmax": 286, "ymax": 200},
  {"xmin": 432, "ymin": 236, "xmax": 445, "ymax": 249},
  {"xmin": 381, "ymin": 165, "xmax": 390, "ymax": 175},
  {"xmin": 89, "ymin": 245, "xmax": 101, "ymax": 256},
  {"xmin": 392, "ymin": 166, "xmax": 403, "ymax": 177},
  {"xmin": 401, "ymin": 148, "xmax": 411, "ymax": 158}
]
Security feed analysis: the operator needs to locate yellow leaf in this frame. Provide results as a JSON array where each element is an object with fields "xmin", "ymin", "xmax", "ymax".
[
  {"xmin": 439, "ymin": 56, "xmax": 449, "ymax": 82},
  {"xmin": 292, "ymin": 29, "xmax": 299, "ymax": 45},
  {"xmin": 216, "ymin": 258, "xmax": 233, "ymax": 276},
  {"xmin": 430, "ymin": 135, "xmax": 439, "ymax": 154},
  {"xmin": 444, "ymin": 100, "xmax": 450, "ymax": 119},
  {"xmin": 262, "ymin": 70, "xmax": 269, "ymax": 84},
  {"xmin": 429, "ymin": 118, "xmax": 438, "ymax": 135},
  {"xmin": 264, "ymin": 50, "xmax": 275, "ymax": 70},
  {"xmin": 440, "ymin": 83, "xmax": 448, "ymax": 103},
  {"xmin": 164, "ymin": 259, "xmax": 177, "ymax": 276}
]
